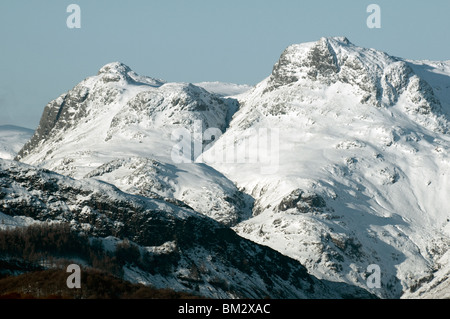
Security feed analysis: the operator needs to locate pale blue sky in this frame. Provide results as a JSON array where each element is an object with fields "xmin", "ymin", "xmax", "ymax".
[{"xmin": 1, "ymin": 0, "xmax": 449, "ymax": 128}]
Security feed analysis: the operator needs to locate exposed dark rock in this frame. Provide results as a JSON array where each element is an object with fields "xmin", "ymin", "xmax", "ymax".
[{"xmin": 278, "ymin": 189, "xmax": 327, "ymax": 213}]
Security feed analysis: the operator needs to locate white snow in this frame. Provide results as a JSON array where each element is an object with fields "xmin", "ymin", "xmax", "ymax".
[
  {"xmin": 10, "ymin": 38, "xmax": 450, "ymax": 298},
  {"xmin": 0, "ymin": 211, "xmax": 39, "ymax": 230}
]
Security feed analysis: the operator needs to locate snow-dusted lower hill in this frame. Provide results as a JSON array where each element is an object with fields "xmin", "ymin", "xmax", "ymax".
[
  {"xmin": 202, "ymin": 37, "xmax": 450, "ymax": 299},
  {"xmin": 83, "ymin": 156, "xmax": 253, "ymax": 226},
  {"xmin": 194, "ymin": 82, "xmax": 253, "ymax": 97},
  {"xmin": 0, "ymin": 125, "xmax": 33, "ymax": 160},
  {"xmin": 0, "ymin": 158, "xmax": 375, "ymax": 298}
]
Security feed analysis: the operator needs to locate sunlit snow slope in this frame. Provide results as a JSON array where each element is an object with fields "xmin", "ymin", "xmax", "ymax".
[{"xmin": 202, "ymin": 37, "xmax": 450, "ymax": 298}]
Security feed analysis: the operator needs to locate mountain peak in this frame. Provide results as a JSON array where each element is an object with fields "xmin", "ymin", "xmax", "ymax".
[
  {"xmin": 96, "ymin": 62, "xmax": 166, "ymax": 87},
  {"xmin": 268, "ymin": 36, "xmax": 378, "ymax": 90},
  {"xmin": 264, "ymin": 36, "xmax": 445, "ymax": 120},
  {"xmin": 319, "ymin": 36, "xmax": 351, "ymax": 46},
  {"xmin": 98, "ymin": 62, "xmax": 132, "ymax": 76},
  {"xmin": 96, "ymin": 62, "xmax": 135, "ymax": 84}
]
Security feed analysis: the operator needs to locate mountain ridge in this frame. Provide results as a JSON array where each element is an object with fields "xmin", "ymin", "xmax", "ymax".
[{"xmin": 7, "ymin": 36, "xmax": 450, "ymax": 298}]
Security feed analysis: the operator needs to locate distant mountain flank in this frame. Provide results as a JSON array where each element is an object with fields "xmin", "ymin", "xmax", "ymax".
[{"xmin": 0, "ymin": 125, "xmax": 33, "ymax": 160}]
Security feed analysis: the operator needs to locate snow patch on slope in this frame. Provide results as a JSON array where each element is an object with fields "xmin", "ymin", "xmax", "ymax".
[{"xmin": 203, "ymin": 37, "xmax": 450, "ymax": 298}]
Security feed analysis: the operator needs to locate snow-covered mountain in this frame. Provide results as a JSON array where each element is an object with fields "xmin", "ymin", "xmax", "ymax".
[
  {"xmin": 202, "ymin": 37, "xmax": 450, "ymax": 298},
  {"xmin": 0, "ymin": 125, "xmax": 33, "ymax": 160},
  {"xmin": 0, "ymin": 158, "xmax": 374, "ymax": 298},
  {"xmin": 10, "ymin": 37, "xmax": 450, "ymax": 298}
]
